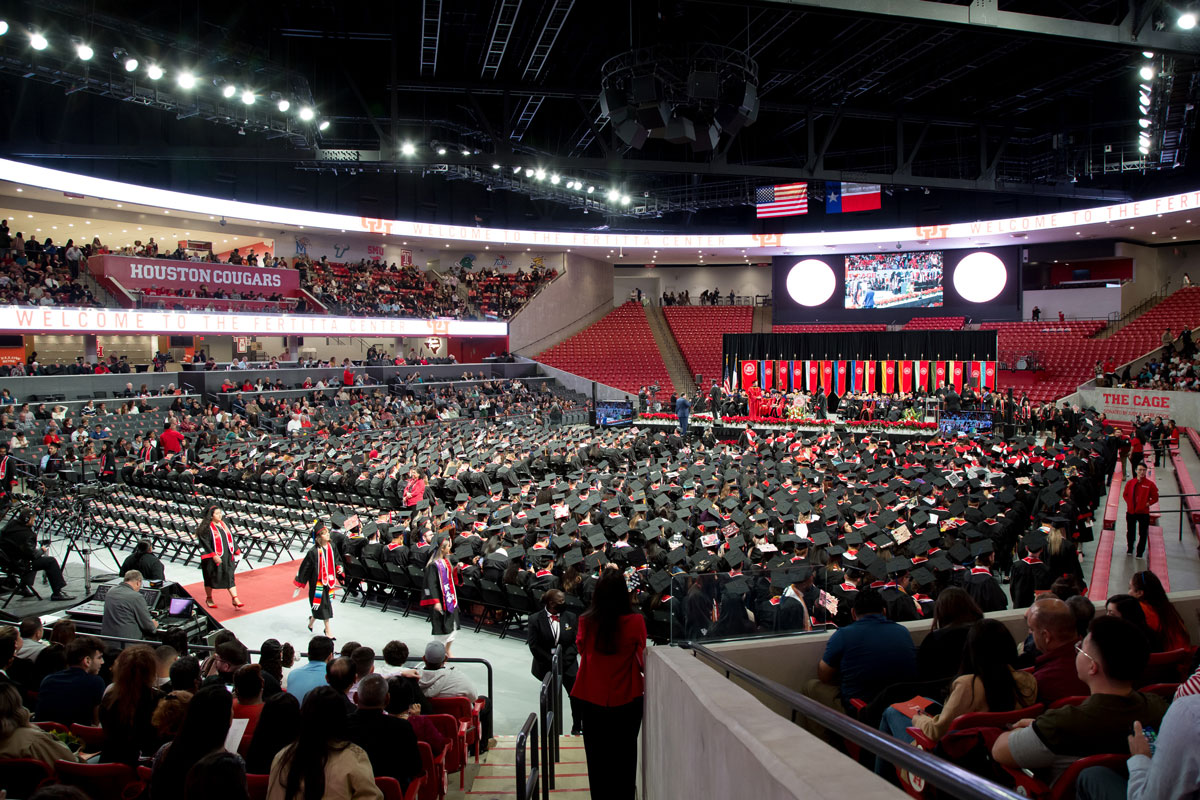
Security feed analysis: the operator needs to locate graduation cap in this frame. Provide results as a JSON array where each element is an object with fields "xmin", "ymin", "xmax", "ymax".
[
  {"xmin": 453, "ymin": 543, "xmax": 475, "ymax": 562},
  {"xmin": 585, "ymin": 552, "xmax": 609, "ymax": 569},
  {"xmin": 911, "ymin": 567, "xmax": 936, "ymax": 587},
  {"xmin": 667, "ymin": 547, "xmax": 688, "ymax": 565},
  {"xmin": 886, "ymin": 557, "xmax": 913, "ymax": 576},
  {"xmin": 948, "ymin": 542, "xmax": 971, "ymax": 564},
  {"xmin": 648, "ymin": 569, "xmax": 673, "ymax": 594},
  {"xmin": 1022, "ymin": 530, "xmax": 1048, "ymax": 552},
  {"xmin": 970, "ymin": 539, "xmax": 994, "ymax": 558},
  {"xmin": 586, "ymin": 530, "xmax": 609, "ymax": 548},
  {"xmin": 723, "ymin": 576, "xmax": 750, "ymax": 597},
  {"xmin": 551, "ymin": 534, "xmax": 574, "ymax": 550}
]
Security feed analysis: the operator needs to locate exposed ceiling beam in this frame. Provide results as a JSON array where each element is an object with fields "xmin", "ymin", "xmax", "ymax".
[
  {"xmin": 760, "ymin": 0, "xmax": 1200, "ymax": 54},
  {"xmin": 6, "ymin": 147, "xmax": 1131, "ymax": 200}
]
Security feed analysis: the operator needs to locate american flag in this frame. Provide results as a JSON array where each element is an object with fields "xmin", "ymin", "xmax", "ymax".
[{"xmin": 755, "ymin": 183, "xmax": 808, "ymax": 218}]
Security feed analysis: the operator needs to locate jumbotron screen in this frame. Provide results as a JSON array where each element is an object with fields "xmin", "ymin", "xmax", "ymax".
[{"xmin": 844, "ymin": 252, "xmax": 943, "ymax": 309}]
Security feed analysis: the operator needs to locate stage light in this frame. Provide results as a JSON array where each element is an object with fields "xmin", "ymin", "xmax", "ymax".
[
  {"xmin": 512, "ymin": 166, "xmax": 522, "ymax": 174},
  {"xmin": 550, "ymin": 174, "xmax": 560, "ymax": 184},
  {"xmin": 461, "ymin": 149, "xmax": 470, "ymax": 156},
  {"xmin": 277, "ymin": 98, "xmax": 290, "ymax": 112},
  {"xmin": 1143, "ymin": 50, "xmax": 1155, "ymax": 58},
  {"xmin": 606, "ymin": 189, "xmax": 620, "ymax": 201},
  {"xmin": 177, "ymin": 71, "xmax": 196, "ymax": 89},
  {"xmin": 525, "ymin": 168, "xmax": 535, "ymax": 178},
  {"xmin": 222, "ymin": 84, "xmax": 236, "ymax": 98},
  {"xmin": 29, "ymin": 31, "xmax": 48, "ymax": 50},
  {"xmin": 241, "ymin": 90, "xmax": 255, "ymax": 105},
  {"xmin": 535, "ymin": 169, "xmax": 546, "ymax": 181},
  {"xmin": 436, "ymin": 147, "xmax": 447, "ymax": 155},
  {"xmin": 124, "ymin": 57, "xmax": 138, "ymax": 72},
  {"xmin": 1140, "ymin": 104, "xmax": 1150, "ymax": 115},
  {"xmin": 0, "ymin": 21, "xmax": 8, "ymax": 36},
  {"xmin": 1140, "ymin": 144, "xmax": 1151, "ymax": 154},
  {"xmin": 318, "ymin": 120, "xmax": 330, "ymax": 131},
  {"xmin": 1139, "ymin": 92, "xmax": 1151, "ymax": 104},
  {"xmin": 953, "ymin": 251, "xmax": 1007, "ymax": 303},
  {"xmin": 1139, "ymin": 117, "xmax": 1152, "ymax": 128},
  {"xmin": 147, "ymin": 63, "xmax": 163, "ymax": 80},
  {"xmin": 1179, "ymin": 12, "xmax": 1197, "ymax": 29},
  {"xmin": 400, "ymin": 141, "xmax": 415, "ymax": 156},
  {"xmin": 1140, "ymin": 66, "xmax": 1155, "ymax": 80},
  {"xmin": 786, "ymin": 259, "xmax": 836, "ymax": 306},
  {"xmin": 298, "ymin": 106, "xmax": 315, "ymax": 121},
  {"xmin": 76, "ymin": 42, "xmax": 93, "ymax": 60},
  {"xmin": 1140, "ymin": 83, "xmax": 1152, "ymax": 93},
  {"xmin": 492, "ymin": 163, "xmax": 501, "ymax": 170},
  {"xmin": 587, "ymin": 186, "xmax": 595, "ymax": 194},
  {"xmin": 620, "ymin": 195, "xmax": 630, "ymax": 205}
]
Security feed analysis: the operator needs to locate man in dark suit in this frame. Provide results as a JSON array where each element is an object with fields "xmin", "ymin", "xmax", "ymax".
[
  {"xmin": 347, "ymin": 673, "xmax": 423, "ymax": 790},
  {"xmin": 526, "ymin": 589, "xmax": 581, "ymax": 735}
]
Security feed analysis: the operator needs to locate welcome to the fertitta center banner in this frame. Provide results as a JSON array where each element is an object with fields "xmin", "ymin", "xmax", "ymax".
[{"xmin": 1076, "ymin": 386, "xmax": 1200, "ymax": 429}]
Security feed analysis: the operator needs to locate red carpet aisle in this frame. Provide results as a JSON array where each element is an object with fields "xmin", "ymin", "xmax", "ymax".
[{"xmin": 181, "ymin": 559, "xmax": 301, "ymax": 624}]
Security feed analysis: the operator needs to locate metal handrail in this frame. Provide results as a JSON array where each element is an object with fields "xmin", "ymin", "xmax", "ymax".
[
  {"xmin": 684, "ymin": 642, "xmax": 1023, "ymax": 800},
  {"xmin": 538, "ymin": 673, "xmax": 555, "ymax": 800},
  {"xmin": 516, "ymin": 712, "xmax": 541, "ymax": 800},
  {"xmin": 1145, "ymin": 490, "xmax": 1200, "ymax": 542}
]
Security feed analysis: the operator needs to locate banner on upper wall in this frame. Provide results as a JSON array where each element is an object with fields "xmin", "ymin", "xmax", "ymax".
[
  {"xmin": 1076, "ymin": 386, "xmax": 1199, "ymax": 428},
  {"xmin": 91, "ymin": 256, "xmax": 301, "ymax": 294},
  {"xmin": 0, "ymin": 306, "xmax": 507, "ymax": 338}
]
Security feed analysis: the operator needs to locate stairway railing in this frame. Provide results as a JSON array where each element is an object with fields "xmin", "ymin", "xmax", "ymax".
[
  {"xmin": 1102, "ymin": 276, "xmax": 1178, "ymax": 337},
  {"xmin": 516, "ymin": 713, "xmax": 541, "ymax": 800}
]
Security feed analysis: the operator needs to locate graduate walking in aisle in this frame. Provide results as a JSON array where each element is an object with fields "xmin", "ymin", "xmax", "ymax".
[
  {"xmin": 294, "ymin": 522, "xmax": 344, "ymax": 639},
  {"xmin": 195, "ymin": 504, "xmax": 244, "ymax": 609},
  {"xmin": 422, "ymin": 534, "xmax": 460, "ymax": 658}
]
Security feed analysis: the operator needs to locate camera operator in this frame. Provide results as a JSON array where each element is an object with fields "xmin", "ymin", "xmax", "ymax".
[{"xmin": 0, "ymin": 507, "xmax": 75, "ymax": 601}]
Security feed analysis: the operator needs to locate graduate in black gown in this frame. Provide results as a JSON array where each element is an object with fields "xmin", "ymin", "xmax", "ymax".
[
  {"xmin": 294, "ymin": 522, "xmax": 344, "ymax": 638},
  {"xmin": 194, "ymin": 504, "xmax": 244, "ymax": 609},
  {"xmin": 963, "ymin": 541, "xmax": 1008, "ymax": 612},
  {"xmin": 422, "ymin": 534, "xmax": 461, "ymax": 657}
]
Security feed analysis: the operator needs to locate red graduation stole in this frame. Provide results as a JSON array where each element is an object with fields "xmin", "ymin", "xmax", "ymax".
[{"xmin": 206, "ymin": 520, "xmax": 238, "ymax": 560}]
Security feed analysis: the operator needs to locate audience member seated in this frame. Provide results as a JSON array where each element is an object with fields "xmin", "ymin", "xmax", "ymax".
[
  {"xmin": 386, "ymin": 676, "xmax": 447, "ymax": 755},
  {"xmin": 0, "ymin": 682, "xmax": 78, "ymax": 767},
  {"xmin": 150, "ymin": 683, "xmax": 234, "ymax": 799},
  {"xmin": 1129, "ymin": 570, "xmax": 1191, "ymax": 651},
  {"xmin": 98, "ymin": 644, "xmax": 164, "ymax": 765},
  {"xmin": 876, "ymin": 619, "xmax": 1038, "ymax": 775},
  {"xmin": 232, "ymin": 664, "xmax": 266, "ymax": 752},
  {"xmin": 286, "ymin": 636, "xmax": 334, "ymax": 703},
  {"xmin": 325, "ymin": 656, "xmax": 358, "ymax": 714},
  {"xmin": 34, "ymin": 635, "xmax": 105, "ymax": 725},
  {"xmin": 1105, "ymin": 594, "xmax": 1162, "ymax": 652},
  {"xmin": 992, "ymin": 616, "xmax": 1169, "ymax": 782},
  {"xmin": 119, "ymin": 539, "xmax": 167, "ymax": 583},
  {"xmin": 800, "ymin": 588, "xmax": 917, "ymax": 735},
  {"xmin": 916, "ymin": 588, "xmax": 983, "ymax": 681},
  {"xmin": 1023, "ymin": 597, "xmax": 1089, "ymax": 703},
  {"xmin": 184, "ymin": 750, "xmax": 251, "ymax": 800},
  {"xmin": 244, "ymin": 692, "xmax": 301, "ymax": 776},
  {"xmin": 265, "ymin": 686, "xmax": 381, "ymax": 800},
  {"xmin": 418, "ymin": 640, "xmax": 493, "ymax": 746},
  {"xmin": 151, "ymin": 690, "xmax": 192, "ymax": 741},
  {"xmin": 347, "ymin": 673, "xmax": 422, "ymax": 790}
]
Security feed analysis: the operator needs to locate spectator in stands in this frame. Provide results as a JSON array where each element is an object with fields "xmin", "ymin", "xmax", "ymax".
[
  {"xmin": 1129, "ymin": 570, "xmax": 1191, "ymax": 651},
  {"xmin": 1031, "ymin": 305, "xmax": 1041, "ymax": 321},
  {"xmin": 99, "ymin": 644, "xmax": 164, "ymax": 765},
  {"xmin": 266, "ymin": 686, "xmax": 380, "ymax": 800},
  {"xmin": 159, "ymin": 420, "xmax": 185, "ymax": 455},
  {"xmin": 184, "ymin": 750, "xmax": 250, "ymax": 800},
  {"xmin": 1123, "ymin": 462, "xmax": 1158, "ymax": 558},
  {"xmin": 286, "ymin": 635, "xmax": 334, "ymax": 703},
  {"xmin": 1023, "ymin": 597, "xmax": 1089, "ymax": 703},
  {"xmin": 386, "ymin": 675, "xmax": 446, "ymax": 753},
  {"xmin": 0, "ymin": 682, "xmax": 77, "ymax": 766},
  {"xmin": 232, "ymin": 663, "xmax": 266, "ymax": 751},
  {"xmin": 244, "ymin": 692, "xmax": 301, "ymax": 776},
  {"xmin": 876, "ymin": 619, "xmax": 1038, "ymax": 775},
  {"xmin": 992, "ymin": 616, "xmax": 1168, "ymax": 782},
  {"xmin": 916, "ymin": 587, "xmax": 982, "ymax": 681},
  {"xmin": 571, "ymin": 567, "xmax": 646, "ymax": 800},
  {"xmin": 34, "ymin": 635, "xmax": 105, "ymax": 725},
  {"xmin": 150, "ymin": 683, "xmax": 234, "ymax": 798},
  {"xmin": 347, "ymin": 673, "xmax": 422, "ymax": 790}
]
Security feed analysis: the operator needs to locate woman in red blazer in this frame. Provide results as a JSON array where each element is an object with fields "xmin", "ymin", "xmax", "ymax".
[{"xmin": 571, "ymin": 568, "xmax": 647, "ymax": 800}]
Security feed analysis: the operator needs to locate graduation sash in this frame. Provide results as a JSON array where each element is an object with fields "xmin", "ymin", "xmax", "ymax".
[
  {"xmin": 205, "ymin": 520, "xmax": 239, "ymax": 560},
  {"xmin": 435, "ymin": 558, "xmax": 458, "ymax": 614}
]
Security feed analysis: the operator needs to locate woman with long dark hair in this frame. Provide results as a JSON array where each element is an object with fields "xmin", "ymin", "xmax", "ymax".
[
  {"xmin": 876, "ymin": 619, "xmax": 1037, "ymax": 774},
  {"xmin": 194, "ymin": 504, "xmax": 244, "ymax": 609},
  {"xmin": 244, "ymin": 693, "xmax": 301, "ymax": 776},
  {"xmin": 570, "ymin": 568, "xmax": 647, "ymax": 800},
  {"xmin": 1129, "ymin": 570, "xmax": 1190, "ymax": 651},
  {"xmin": 917, "ymin": 587, "xmax": 982, "ymax": 681},
  {"xmin": 150, "ymin": 683, "xmax": 234, "ymax": 798},
  {"xmin": 421, "ymin": 534, "xmax": 459, "ymax": 657},
  {"xmin": 293, "ymin": 523, "xmax": 342, "ymax": 638},
  {"xmin": 265, "ymin": 686, "xmax": 380, "ymax": 800}
]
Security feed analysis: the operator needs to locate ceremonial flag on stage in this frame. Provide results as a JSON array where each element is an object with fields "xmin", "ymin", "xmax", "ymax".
[
  {"xmin": 776, "ymin": 360, "xmax": 789, "ymax": 391},
  {"xmin": 722, "ymin": 358, "xmax": 733, "ymax": 394},
  {"xmin": 741, "ymin": 360, "xmax": 757, "ymax": 389},
  {"xmin": 915, "ymin": 360, "xmax": 930, "ymax": 393},
  {"xmin": 951, "ymin": 360, "xmax": 964, "ymax": 393},
  {"xmin": 756, "ymin": 182, "xmax": 808, "ymax": 218},
  {"xmin": 898, "ymin": 360, "xmax": 913, "ymax": 394},
  {"xmin": 977, "ymin": 360, "xmax": 997, "ymax": 391},
  {"xmin": 933, "ymin": 360, "xmax": 947, "ymax": 389},
  {"xmin": 762, "ymin": 360, "xmax": 773, "ymax": 390},
  {"xmin": 825, "ymin": 182, "xmax": 882, "ymax": 214},
  {"xmin": 847, "ymin": 360, "xmax": 859, "ymax": 394},
  {"xmin": 789, "ymin": 360, "xmax": 801, "ymax": 392},
  {"xmin": 821, "ymin": 360, "xmax": 834, "ymax": 395},
  {"xmin": 835, "ymin": 361, "xmax": 848, "ymax": 396},
  {"xmin": 806, "ymin": 360, "xmax": 820, "ymax": 392},
  {"xmin": 879, "ymin": 360, "xmax": 895, "ymax": 394},
  {"xmin": 864, "ymin": 360, "xmax": 877, "ymax": 394}
]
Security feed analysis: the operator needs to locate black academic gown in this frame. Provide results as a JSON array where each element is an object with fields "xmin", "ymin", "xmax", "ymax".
[
  {"xmin": 963, "ymin": 567, "xmax": 1008, "ymax": 612},
  {"xmin": 1010, "ymin": 556, "xmax": 1053, "ymax": 608},
  {"xmin": 294, "ymin": 543, "xmax": 342, "ymax": 620}
]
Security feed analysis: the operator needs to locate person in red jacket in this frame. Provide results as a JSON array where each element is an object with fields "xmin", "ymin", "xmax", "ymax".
[
  {"xmin": 402, "ymin": 468, "xmax": 426, "ymax": 508},
  {"xmin": 1122, "ymin": 462, "xmax": 1158, "ymax": 558},
  {"xmin": 571, "ymin": 568, "xmax": 646, "ymax": 800},
  {"xmin": 158, "ymin": 421, "xmax": 185, "ymax": 455}
]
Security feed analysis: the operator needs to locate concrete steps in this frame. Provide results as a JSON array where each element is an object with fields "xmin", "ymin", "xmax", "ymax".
[
  {"xmin": 752, "ymin": 305, "xmax": 773, "ymax": 333},
  {"xmin": 448, "ymin": 734, "xmax": 591, "ymax": 798},
  {"xmin": 645, "ymin": 304, "xmax": 696, "ymax": 396}
]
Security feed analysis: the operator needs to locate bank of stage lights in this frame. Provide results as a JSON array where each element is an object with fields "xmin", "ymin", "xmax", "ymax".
[
  {"xmin": 2, "ymin": 22, "xmax": 330, "ymax": 132},
  {"xmin": 1138, "ymin": 52, "xmax": 1155, "ymax": 157}
]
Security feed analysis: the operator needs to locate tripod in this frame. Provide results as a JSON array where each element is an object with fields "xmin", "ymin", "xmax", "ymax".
[{"xmin": 35, "ymin": 487, "xmax": 122, "ymax": 589}]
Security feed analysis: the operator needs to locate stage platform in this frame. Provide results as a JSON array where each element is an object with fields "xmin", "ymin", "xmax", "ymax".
[{"xmin": 630, "ymin": 415, "xmax": 939, "ymax": 441}]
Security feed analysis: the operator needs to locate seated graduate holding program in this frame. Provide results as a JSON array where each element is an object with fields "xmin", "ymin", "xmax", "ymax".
[{"xmin": 991, "ymin": 615, "xmax": 1169, "ymax": 782}]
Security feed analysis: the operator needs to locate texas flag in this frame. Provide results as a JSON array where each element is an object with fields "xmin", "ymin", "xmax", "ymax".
[{"xmin": 825, "ymin": 182, "xmax": 882, "ymax": 214}]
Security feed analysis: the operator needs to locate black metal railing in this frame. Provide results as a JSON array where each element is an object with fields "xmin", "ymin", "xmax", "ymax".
[
  {"xmin": 516, "ymin": 712, "xmax": 541, "ymax": 800},
  {"xmin": 1146, "ymin": 492, "xmax": 1200, "ymax": 543},
  {"xmin": 535, "ymin": 645, "xmax": 564, "ymax": 800},
  {"xmin": 685, "ymin": 642, "xmax": 1023, "ymax": 800}
]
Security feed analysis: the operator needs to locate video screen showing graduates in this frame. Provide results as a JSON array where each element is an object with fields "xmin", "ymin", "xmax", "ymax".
[{"xmin": 844, "ymin": 252, "xmax": 944, "ymax": 310}]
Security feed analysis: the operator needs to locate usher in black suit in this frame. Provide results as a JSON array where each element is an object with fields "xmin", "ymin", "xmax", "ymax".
[{"xmin": 527, "ymin": 605, "xmax": 582, "ymax": 735}]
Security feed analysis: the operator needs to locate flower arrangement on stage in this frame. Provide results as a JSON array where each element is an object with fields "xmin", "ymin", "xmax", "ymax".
[
  {"xmin": 843, "ymin": 419, "xmax": 938, "ymax": 431},
  {"xmin": 636, "ymin": 412, "xmax": 936, "ymax": 433}
]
